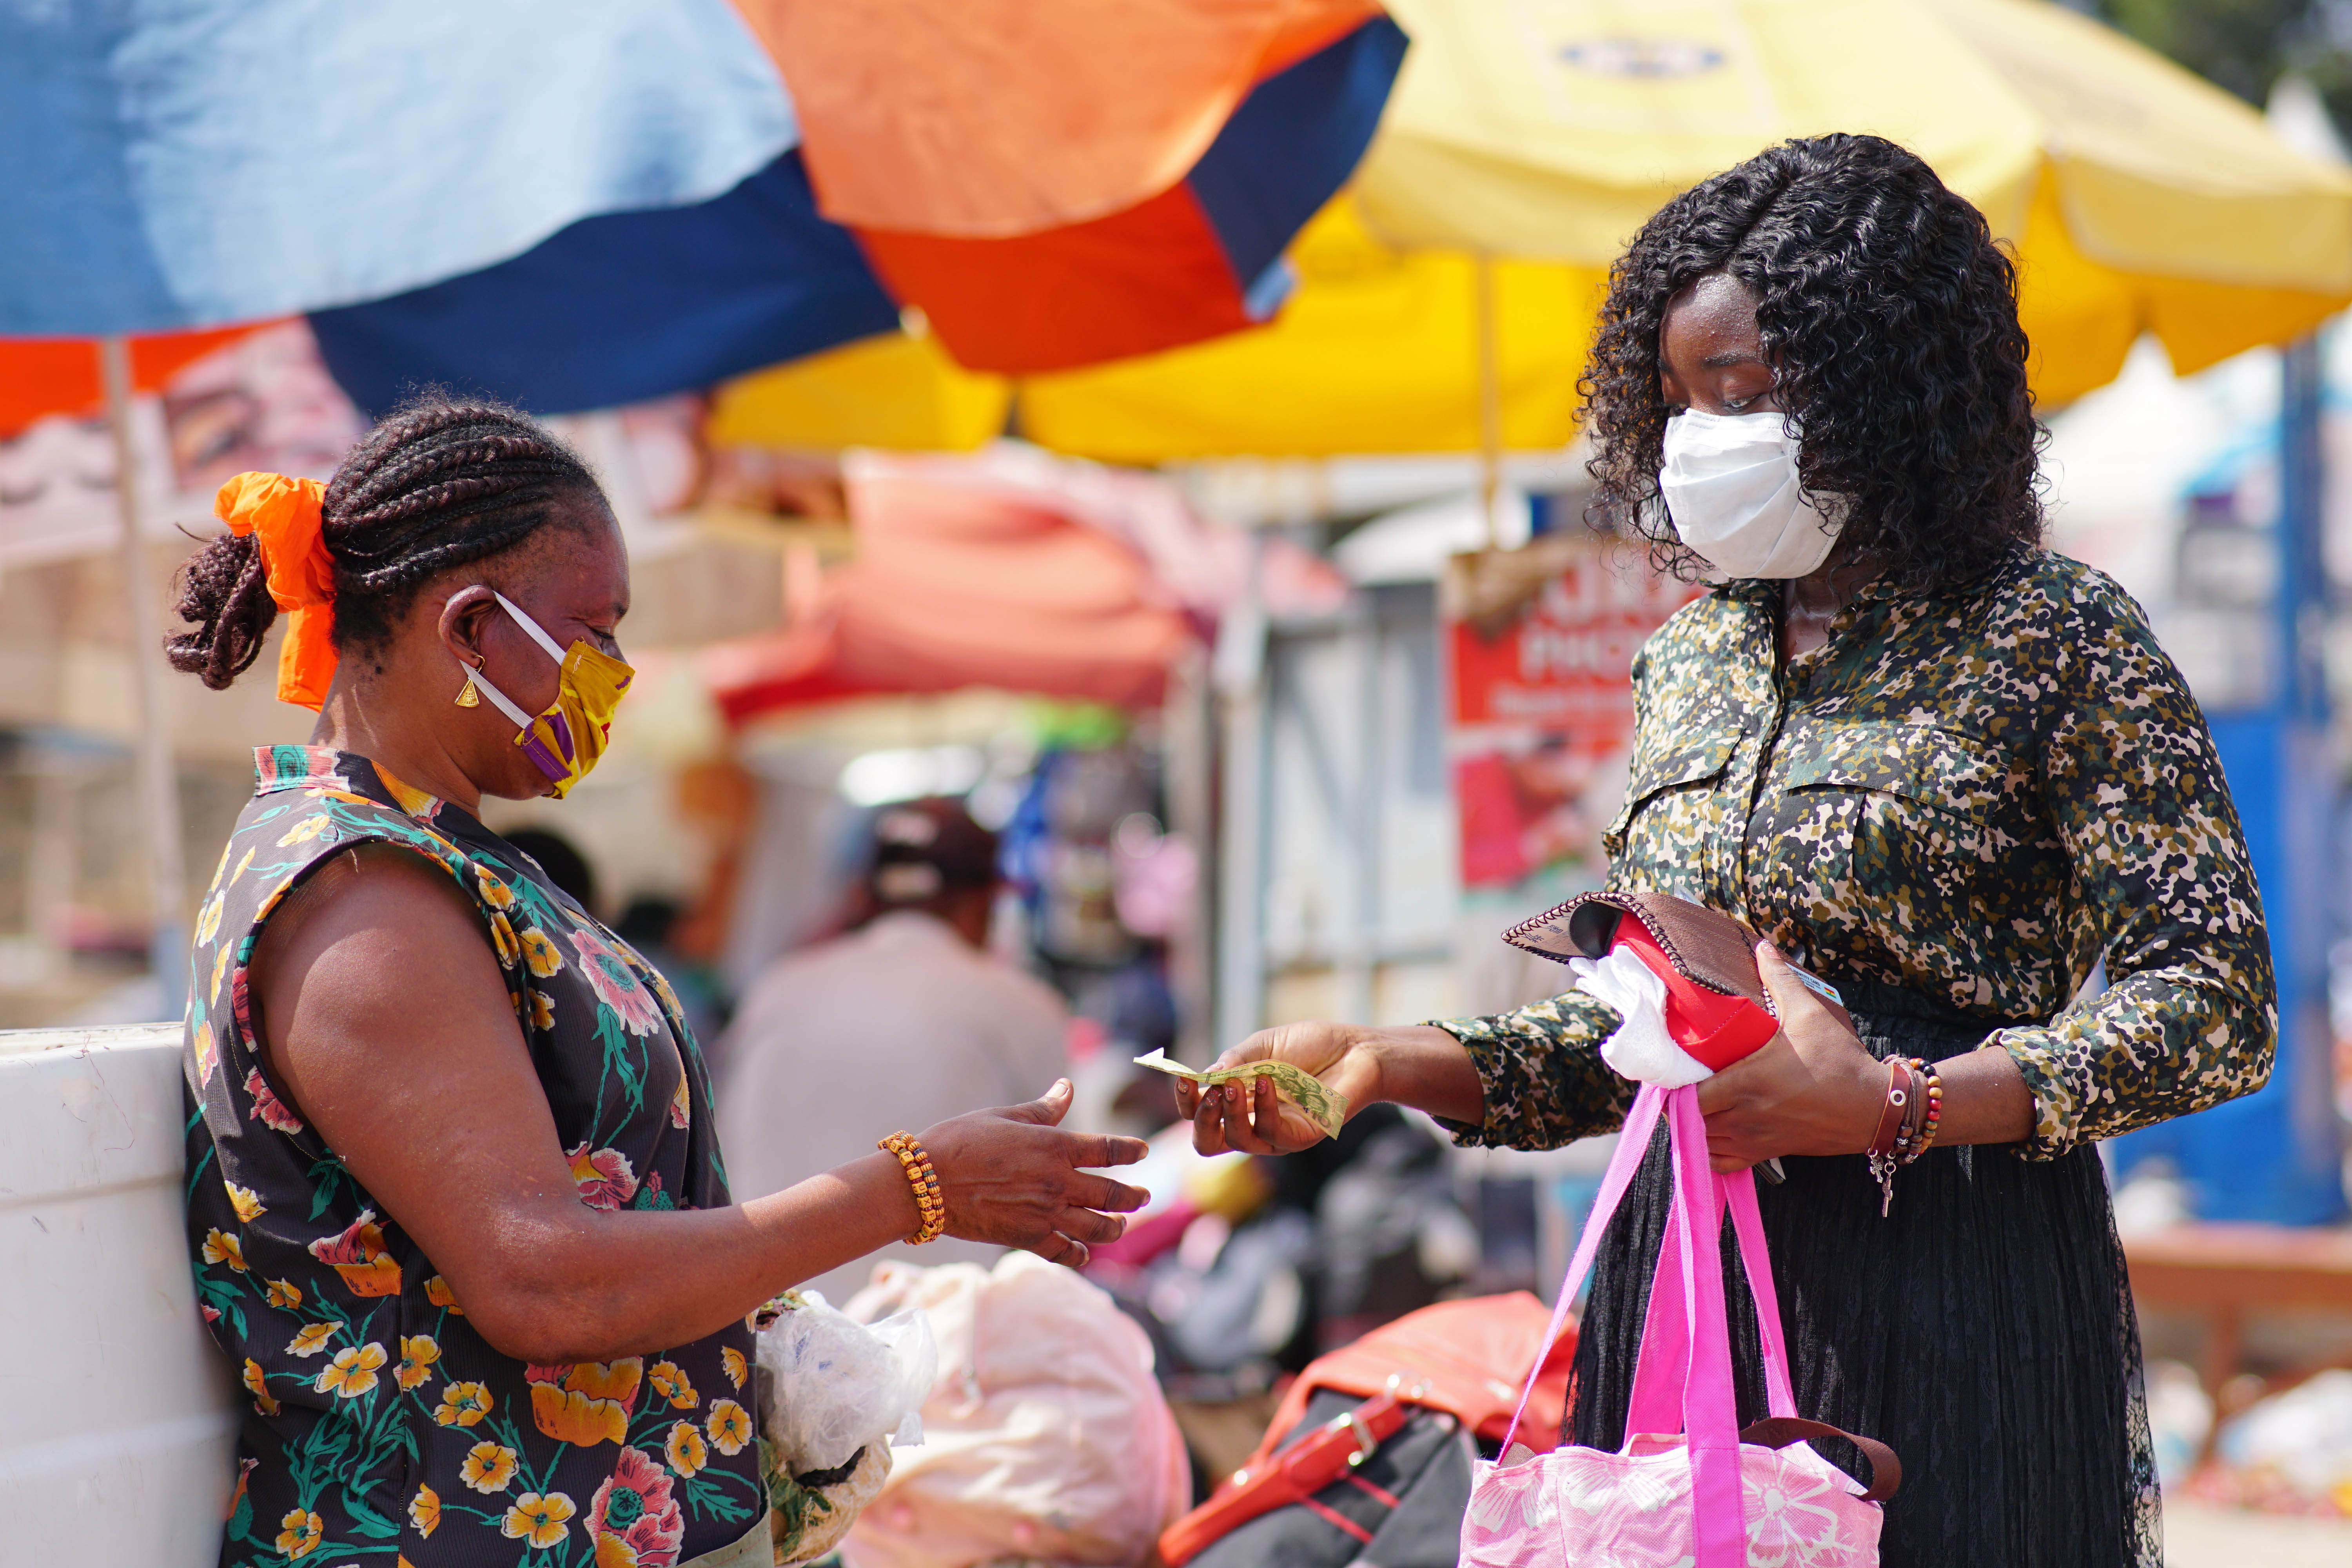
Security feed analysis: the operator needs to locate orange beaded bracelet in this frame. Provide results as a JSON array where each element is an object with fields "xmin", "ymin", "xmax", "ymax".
[{"xmin": 878, "ymin": 1131, "xmax": 946, "ymax": 1244}]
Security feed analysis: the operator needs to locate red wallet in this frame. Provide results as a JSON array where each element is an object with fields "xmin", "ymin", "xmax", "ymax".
[{"xmin": 1502, "ymin": 891, "xmax": 1848, "ymax": 1070}]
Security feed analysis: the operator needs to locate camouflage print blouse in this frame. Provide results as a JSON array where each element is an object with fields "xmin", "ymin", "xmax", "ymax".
[
  {"xmin": 184, "ymin": 747, "xmax": 762, "ymax": 1568},
  {"xmin": 1439, "ymin": 550, "xmax": 2277, "ymax": 1161}
]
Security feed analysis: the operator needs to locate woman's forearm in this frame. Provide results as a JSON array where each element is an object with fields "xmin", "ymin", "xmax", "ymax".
[
  {"xmin": 1931, "ymin": 1044, "xmax": 2035, "ymax": 1147},
  {"xmin": 252, "ymin": 845, "xmax": 1144, "ymax": 1368},
  {"xmin": 1368, "ymin": 1024, "xmax": 1486, "ymax": 1126},
  {"xmin": 467, "ymin": 1153, "xmax": 921, "ymax": 1363}
]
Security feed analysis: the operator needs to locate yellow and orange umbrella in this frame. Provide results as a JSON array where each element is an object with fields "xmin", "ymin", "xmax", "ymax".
[
  {"xmin": 1349, "ymin": 0, "xmax": 2352, "ymax": 405},
  {"xmin": 737, "ymin": 0, "xmax": 2352, "ymax": 461}
]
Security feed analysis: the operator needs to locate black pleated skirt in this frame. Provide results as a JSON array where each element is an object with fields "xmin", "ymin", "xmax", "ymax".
[{"xmin": 1564, "ymin": 980, "xmax": 2161, "ymax": 1568}]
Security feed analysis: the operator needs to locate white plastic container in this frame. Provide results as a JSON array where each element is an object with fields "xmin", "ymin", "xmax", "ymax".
[{"xmin": 0, "ymin": 1024, "xmax": 238, "ymax": 1567}]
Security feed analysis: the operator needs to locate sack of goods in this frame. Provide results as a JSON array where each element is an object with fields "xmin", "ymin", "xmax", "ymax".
[{"xmin": 837, "ymin": 1251, "xmax": 1192, "ymax": 1568}]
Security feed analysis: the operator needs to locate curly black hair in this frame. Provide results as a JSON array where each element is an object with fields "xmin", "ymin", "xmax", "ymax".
[
  {"xmin": 1581, "ymin": 133, "xmax": 2044, "ymax": 592},
  {"xmin": 168, "ymin": 394, "xmax": 605, "ymax": 690}
]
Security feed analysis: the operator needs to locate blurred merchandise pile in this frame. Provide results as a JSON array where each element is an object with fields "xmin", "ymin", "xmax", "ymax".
[
  {"xmin": 1077, "ymin": 1112, "xmax": 1477, "ymax": 1404},
  {"xmin": 2149, "ymin": 1359, "xmax": 2352, "ymax": 1518}
]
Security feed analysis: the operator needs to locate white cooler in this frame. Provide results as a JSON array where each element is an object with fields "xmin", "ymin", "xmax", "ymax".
[{"xmin": 0, "ymin": 1024, "xmax": 238, "ymax": 1567}]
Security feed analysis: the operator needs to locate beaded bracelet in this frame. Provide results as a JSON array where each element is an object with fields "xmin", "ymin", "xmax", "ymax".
[
  {"xmin": 1896, "ymin": 1056, "xmax": 1944, "ymax": 1164},
  {"xmin": 878, "ymin": 1132, "xmax": 946, "ymax": 1245}
]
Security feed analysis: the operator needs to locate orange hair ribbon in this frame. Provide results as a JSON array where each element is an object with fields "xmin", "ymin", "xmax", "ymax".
[{"xmin": 215, "ymin": 471, "xmax": 336, "ymax": 710}]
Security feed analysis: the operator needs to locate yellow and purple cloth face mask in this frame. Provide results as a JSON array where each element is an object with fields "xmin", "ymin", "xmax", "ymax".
[{"xmin": 466, "ymin": 592, "xmax": 633, "ymax": 798}]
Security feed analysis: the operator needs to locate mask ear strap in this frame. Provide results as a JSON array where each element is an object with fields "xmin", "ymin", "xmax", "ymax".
[
  {"xmin": 466, "ymin": 662, "xmax": 537, "ymax": 730},
  {"xmin": 492, "ymin": 590, "xmax": 572, "ymax": 666}
]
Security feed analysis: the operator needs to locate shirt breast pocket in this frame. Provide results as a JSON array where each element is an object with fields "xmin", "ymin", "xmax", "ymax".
[
  {"xmin": 1773, "ymin": 722, "xmax": 2022, "ymax": 933},
  {"xmin": 1604, "ymin": 730, "xmax": 1742, "ymax": 864}
]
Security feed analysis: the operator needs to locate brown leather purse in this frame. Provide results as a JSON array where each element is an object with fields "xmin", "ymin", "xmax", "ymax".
[{"xmin": 1503, "ymin": 890, "xmax": 1851, "ymax": 1044}]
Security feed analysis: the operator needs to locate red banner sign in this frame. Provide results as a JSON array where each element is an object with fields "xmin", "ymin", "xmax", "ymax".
[{"xmin": 1447, "ymin": 540, "xmax": 1696, "ymax": 893}]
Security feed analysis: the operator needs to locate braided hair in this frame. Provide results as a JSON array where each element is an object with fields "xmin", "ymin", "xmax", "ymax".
[
  {"xmin": 168, "ymin": 395, "xmax": 604, "ymax": 689},
  {"xmin": 1580, "ymin": 133, "xmax": 2043, "ymax": 593}
]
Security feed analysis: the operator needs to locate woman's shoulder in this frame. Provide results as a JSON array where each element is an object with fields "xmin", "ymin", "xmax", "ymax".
[
  {"xmin": 1956, "ymin": 548, "xmax": 2158, "ymax": 648},
  {"xmin": 1929, "ymin": 552, "xmax": 2195, "ymax": 738},
  {"xmin": 237, "ymin": 747, "xmax": 472, "ymax": 858},
  {"xmin": 203, "ymin": 748, "xmax": 494, "ymax": 956}
]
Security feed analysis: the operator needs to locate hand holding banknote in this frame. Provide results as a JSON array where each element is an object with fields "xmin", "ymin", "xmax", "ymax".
[
  {"xmin": 1166, "ymin": 1021, "xmax": 1388, "ymax": 1155},
  {"xmin": 1134, "ymin": 1048, "xmax": 1350, "ymax": 1141}
]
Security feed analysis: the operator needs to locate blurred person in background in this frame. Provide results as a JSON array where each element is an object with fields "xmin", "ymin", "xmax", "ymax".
[
  {"xmin": 501, "ymin": 824, "xmax": 597, "ymax": 911},
  {"xmin": 1178, "ymin": 135, "xmax": 2276, "ymax": 1568},
  {"xmin": 718, "ymin": 797, "xmax": 1074, "ymax": 1302},
  {"xmin": 169, "ymin": 398, "xmax": 1142, "ymax": 1568}
]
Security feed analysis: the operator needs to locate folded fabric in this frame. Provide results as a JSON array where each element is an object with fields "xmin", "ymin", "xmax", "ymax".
[{"xmin": 1570, "ymin": 949, "xmax": 1712, "ymax": 1088}]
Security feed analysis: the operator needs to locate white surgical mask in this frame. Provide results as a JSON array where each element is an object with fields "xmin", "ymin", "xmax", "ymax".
[{"xmin": 1659, "ymin": 408, "xmax": 1846, "ymax": 579}]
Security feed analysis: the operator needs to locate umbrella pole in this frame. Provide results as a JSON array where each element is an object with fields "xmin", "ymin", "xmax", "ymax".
[
  {"xmin": 100, "ymin": 338, "xmax": 189, "ymax": 1017},
  {"xmin": 1474, "ymin": 252, "xmax": 1502, "ymax": 550},
  {"xmin": 1212, "ymin": 534, "xmax": 1271, "ymax": 1054}
]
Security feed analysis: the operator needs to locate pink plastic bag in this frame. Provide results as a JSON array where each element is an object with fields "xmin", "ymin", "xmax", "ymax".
[{"xmin": 1461, "ymin": 1083, "xmax": 1897, "ymax": 1568}]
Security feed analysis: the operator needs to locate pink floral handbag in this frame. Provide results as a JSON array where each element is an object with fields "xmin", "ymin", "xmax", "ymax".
[{"xmin": 1461, "ymin": 1083, "xmax": 1901, "ymax": 1568}]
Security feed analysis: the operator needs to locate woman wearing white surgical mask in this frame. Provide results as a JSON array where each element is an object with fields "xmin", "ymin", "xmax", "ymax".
[
  {"xmin": 1177, "ymin": 135, "xmax": 2265, "ymax": 1568},
  {"xmin": 1647, "ymin": 270, "xmax": 1863, "ymax": 628},
  {"xmin": 1658, "ymin": 399, "xmax": 1845, "ymax": 581}
]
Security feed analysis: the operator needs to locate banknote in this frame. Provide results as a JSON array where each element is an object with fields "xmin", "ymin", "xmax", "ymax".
[{"xmin": 1131, "ymin": 1049, "xmax": 1348, "ymax": 1141}]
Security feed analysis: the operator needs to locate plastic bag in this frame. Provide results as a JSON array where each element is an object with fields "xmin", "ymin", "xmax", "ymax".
[
  {"xmin": 840, "ymin": 1252, "xmax": 1192, "ymax": 1568},
  {"xmin": 768, "ymin": 1438, "xmax": 895, "ymax": 1568},
  {"xmin": 756, "ymin": 1290, "xmax": 938, "ymax": 1479}
]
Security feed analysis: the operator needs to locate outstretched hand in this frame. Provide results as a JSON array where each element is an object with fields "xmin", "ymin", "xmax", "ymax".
[
  {"xmin": 1694, "ymin": 942, "xmax": 1884, "ymax": 1173},
  {"xmin": 919, "ymin": 1080, "xmax": 1150, "ymax": 1268},
  {"xmin": 1174, "ymin": 1021, "xmax": 1385, "ymax": 1156}
]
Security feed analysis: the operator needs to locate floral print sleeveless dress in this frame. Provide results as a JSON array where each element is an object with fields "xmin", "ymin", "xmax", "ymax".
[{"xmin": 183, "ymin": 747, "xmax": 763, "ymax": 1568}]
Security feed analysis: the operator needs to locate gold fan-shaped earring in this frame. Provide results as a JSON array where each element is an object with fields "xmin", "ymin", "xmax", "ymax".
[{"xmin": 455, "ymin": 665, "xmax": 481, "ymax": 708}]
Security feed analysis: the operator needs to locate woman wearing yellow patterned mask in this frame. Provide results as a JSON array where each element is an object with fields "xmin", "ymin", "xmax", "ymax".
[{"xmin": 168, "ymin": 396, "xmax": 1145, "ymax": 1568}]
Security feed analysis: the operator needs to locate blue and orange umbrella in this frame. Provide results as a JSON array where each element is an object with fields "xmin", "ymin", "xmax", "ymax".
[
  {"xmin": 310, "ymin": 13, "xmax": 1408, "ymax": 412},
  {"xmin": 2, "ymin": 0, "xmax": 1406, "ymax": 424}
]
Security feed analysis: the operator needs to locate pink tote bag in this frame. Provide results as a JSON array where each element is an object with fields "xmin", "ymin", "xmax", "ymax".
[{"xmin": 1461, "ymin": 1084, "xmax": 1900, "ymax": 1568}]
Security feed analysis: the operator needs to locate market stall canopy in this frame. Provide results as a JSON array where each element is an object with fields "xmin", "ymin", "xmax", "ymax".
[
  {"xmin": 6, "ymin": 5, "xmax": 1399, "ymax": 419},
  {"xmin": 1019, "ymin": 201, "xmax": 1605, "ymax": 460},
  {"xmin": 1353, "ymin": 0, "xmax": 2352, "ymax": 401},
  {"xmin": 739, "ymin": 0, "xmax": 1386, "ymax": 237},
  {"xmin": 701, "ymin": 452, "xmax": 1201, "ymax": 722},
  {"xmin": 307, "ymin": 15, "xmax": 1405, "ymax": 403},
  {"xmin": 843, "ymin": 14, "xmax": 1408, "ymax": 372},
  {"xmin": 308, "ymin": 154, "xmax": 901, "ymax": 419},
  {"xmin": 0, "ymin": 0, "xmax": 793, "ymax": 336}
]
